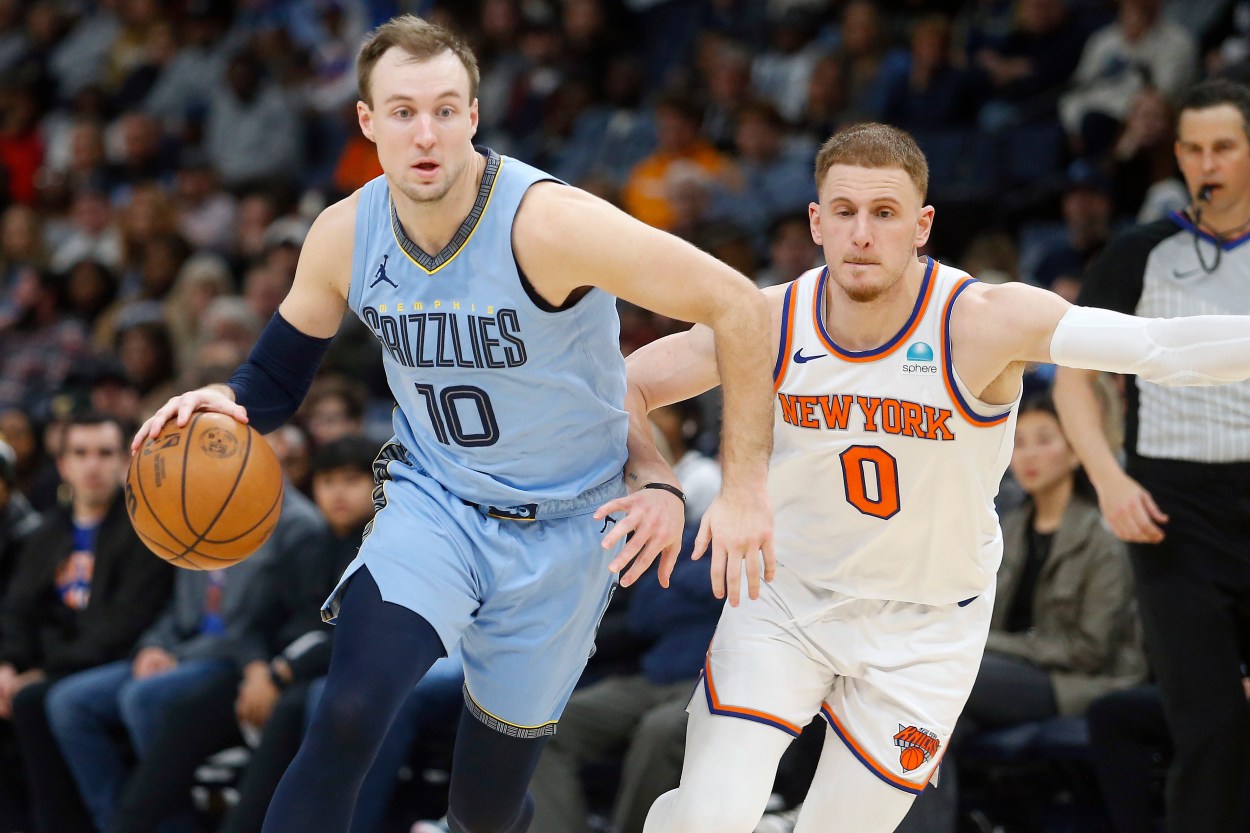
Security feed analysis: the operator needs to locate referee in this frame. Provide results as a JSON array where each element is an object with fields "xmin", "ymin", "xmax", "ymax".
[{"xmin": 1054, "ymin": 78, "xmax": 1250, "ymax": 833}]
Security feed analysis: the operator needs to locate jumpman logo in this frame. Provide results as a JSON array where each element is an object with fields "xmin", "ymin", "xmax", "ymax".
[{"xmin": 370, "ymin": 254, "xmax": 397, "ymax": 288}]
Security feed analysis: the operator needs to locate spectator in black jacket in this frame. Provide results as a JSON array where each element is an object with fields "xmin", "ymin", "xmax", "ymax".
[
  {"xmin": 43, "ymin": 459, "xmax": 325, "ymax": 833},
  {"xmin": 0, "ymin": 412, "xmax": 174, "ymax": 833}
]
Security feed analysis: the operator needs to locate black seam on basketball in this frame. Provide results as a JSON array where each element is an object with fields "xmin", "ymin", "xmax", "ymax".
[
  {"xmin": 172, "ymin": 415, "xmax": 253, "ymax": 560},
  {"xmin": 133, "ymin": 453, "xmax": 194, "ymax": 552},
  {"xmin": 132, "ymin": 526, "xmax": 232, "ymax": 568},
  {"xmin": 199, "ymin": 480, "xmax": 284, "ymax": 544}
]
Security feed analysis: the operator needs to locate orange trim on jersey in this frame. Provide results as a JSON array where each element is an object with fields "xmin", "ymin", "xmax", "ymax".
[
  {"xmin": 702, "ymin": 656, "xmax": 803, "ymax": 737},
  {"xmin": 812, "ymin": 259, "xmax": 938, "ymax": 363},
  {"xmin": 773, "ymin": 282, "xmax": 799, "ymax": 392},
  {"xmin": 940, "ymin": 277, "xmax": 1012, "ymax": 428},
  {"xmin": 820, "ymin": 703, "xmax": 934, "ymax": 796}
]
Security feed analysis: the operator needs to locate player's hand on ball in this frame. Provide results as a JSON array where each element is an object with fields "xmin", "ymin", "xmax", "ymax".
[
  {"xmin": 693, "ymin": 488, "xmax": 775, "ymax": 607},
  {"xmin": 596, "ymin": 485, "xmax": 685, "ymax": 588},
  {"xmin": 132, "ymin": 385, "xmax": 249, "ymax": 453}
]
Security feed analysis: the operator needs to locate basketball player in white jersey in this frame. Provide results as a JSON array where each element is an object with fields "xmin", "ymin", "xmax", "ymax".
[{"xmin": 621, "ymin": 122, "xmax": 1250, "ymax": 833}]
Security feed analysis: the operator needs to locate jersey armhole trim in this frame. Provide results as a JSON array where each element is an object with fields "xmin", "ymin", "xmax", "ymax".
[
  {"xmin": 773, "ymin": 281, "xmax": 798, "ymax": 391},
  {"xmin": 941, "ymin": 278, "xmax": 1012, "ymax": 427}
]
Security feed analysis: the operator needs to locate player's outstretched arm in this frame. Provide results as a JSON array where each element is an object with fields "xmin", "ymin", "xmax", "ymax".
[
  {"xmin": 959, "ymin": 279, "xmax": 1250, "ymax": 542},
  {"xmin": 132, "ymin": 197, "xmax": 356, "ymax": 452},
  {"xmin": 515, "ymin": 183, "xmax": 776, "ymax": 606}
]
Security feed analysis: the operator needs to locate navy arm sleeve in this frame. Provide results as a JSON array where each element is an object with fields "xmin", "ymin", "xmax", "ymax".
[{"xmin": 227, "ymin": 312, "xmax": 334, "ymax": 434}]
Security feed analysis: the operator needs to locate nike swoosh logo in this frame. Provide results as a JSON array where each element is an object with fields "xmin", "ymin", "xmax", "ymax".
[
  {"xmin": 793, "ymin": 349, "xmax": 827, "ymax": 364},
  {"xmin": 1172, "ymin": 267, "xmax": 1204, "ymax": 279}
]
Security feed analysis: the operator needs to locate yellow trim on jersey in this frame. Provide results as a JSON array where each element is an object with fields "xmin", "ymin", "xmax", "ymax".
[{"xmin": 390, "ymin": 157, "xmax": 504, "ymax": 275}]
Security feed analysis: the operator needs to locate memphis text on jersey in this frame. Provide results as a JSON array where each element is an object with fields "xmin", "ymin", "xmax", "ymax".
[
  {"xmin": 777, "ymin": 392, "xmax": 956, "ymax": 442},
  {"xmin": 362, "ymin": 301, "xmax": 528, "ymax": 370}
]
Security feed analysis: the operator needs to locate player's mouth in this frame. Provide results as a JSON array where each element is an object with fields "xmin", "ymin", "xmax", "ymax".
[{"xmin": 412, "ymin": 161, "xmax": 440, "ymax": 178}]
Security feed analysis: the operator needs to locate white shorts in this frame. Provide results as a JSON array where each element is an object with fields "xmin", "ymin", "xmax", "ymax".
[{"xmin": 696, "ymin": 561, "xmax": 993, "ymax": 794}]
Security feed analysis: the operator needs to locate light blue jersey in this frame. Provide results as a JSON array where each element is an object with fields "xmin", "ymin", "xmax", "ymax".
[{"xmin": 347, "ymin": 148, "xmax": 628, "ymax": 506}]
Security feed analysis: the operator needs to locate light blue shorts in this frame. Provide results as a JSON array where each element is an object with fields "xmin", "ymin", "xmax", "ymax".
[{"xmin": 323, "ymin": 441, "xmax": 625, "ymax": 738}]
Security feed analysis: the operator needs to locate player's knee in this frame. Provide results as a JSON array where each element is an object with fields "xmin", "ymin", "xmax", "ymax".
[{"xmin": 308, "ymin": 688, "xmax": 386, "ymax": 757}]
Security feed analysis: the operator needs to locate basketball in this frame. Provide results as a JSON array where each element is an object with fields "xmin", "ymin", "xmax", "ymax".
[
  {"xmin": 899, "ymin": 746, "xmax": 926, "ymax": 772},
  {"xmin": 126, "ymin": 412, "xmax": 284, "ymax": 570}
]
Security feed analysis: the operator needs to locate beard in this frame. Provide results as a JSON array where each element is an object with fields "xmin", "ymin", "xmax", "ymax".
[{"xmin": 834, "ymin": 262, "xmax": 903, "ymax": 303}]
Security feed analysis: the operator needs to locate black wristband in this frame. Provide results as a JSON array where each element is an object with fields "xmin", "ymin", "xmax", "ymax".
[{"xmin": 643, "ymin": 482, "xmax": 686, "ymax": 504}]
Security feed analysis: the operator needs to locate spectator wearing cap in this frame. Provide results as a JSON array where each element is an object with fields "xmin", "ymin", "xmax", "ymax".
[{"xmin": 1031, "ymin": 160, "xmax": 1115, "ymax": 302}]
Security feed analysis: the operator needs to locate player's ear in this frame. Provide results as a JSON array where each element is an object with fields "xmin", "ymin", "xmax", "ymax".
[
  {"xmin": 914, "ymin": 204, "xmax": 934, "ymax": 248},
  {"xmin": 470, "ymin": 98, "xmax": 479, "ymax": 137},
  {"xmin": 808, "ymin": 202, "xmax": 822, "ymax": 245},
  {"xmin": 357, "ymin": 101, "xmax": 375, "ymax": 142}
]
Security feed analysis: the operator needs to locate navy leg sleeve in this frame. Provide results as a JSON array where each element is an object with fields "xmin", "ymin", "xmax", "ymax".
[{"xmin": 261, "ymin": 568, "xmax": 444, "ymax": 833}]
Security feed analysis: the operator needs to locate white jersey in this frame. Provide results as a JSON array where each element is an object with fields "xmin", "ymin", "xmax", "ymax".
[{"xmin": 769, "ymin": 258, "xmax": 1018, "ymax": 606}]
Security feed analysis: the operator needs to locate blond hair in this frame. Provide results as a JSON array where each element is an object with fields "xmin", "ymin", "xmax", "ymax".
[
  {"xmin": 357, "ymin": 14, "xmax": 480, "ymax": 107},
  {"xmin": 814, "ymin": 123, "xmax": 929, "ymax": 201}
]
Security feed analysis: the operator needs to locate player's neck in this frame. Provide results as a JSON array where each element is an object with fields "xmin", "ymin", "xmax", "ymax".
[
  {"xmin": 821, "ymin": 258, "xmax": 925, "ymax": 352},
  {"xmin": 392, "ymin": 151, "xmax": 486, "ymax": 254}
]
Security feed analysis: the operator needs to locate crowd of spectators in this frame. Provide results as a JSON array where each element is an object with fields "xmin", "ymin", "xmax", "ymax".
[{"xmin": 1, "ymin": 0, "xmax": 1248, "ymax": 831}]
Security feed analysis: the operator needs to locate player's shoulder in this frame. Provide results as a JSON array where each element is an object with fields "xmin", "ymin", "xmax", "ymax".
[{"xmin": 309, "ymin": 189, "xmax": 363, "ymax": 242}]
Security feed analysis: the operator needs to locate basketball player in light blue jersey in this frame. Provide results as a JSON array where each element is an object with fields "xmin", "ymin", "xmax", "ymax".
[{"xmin": 133, "ymin": 14, "xmax": 775, "ymax": 833}]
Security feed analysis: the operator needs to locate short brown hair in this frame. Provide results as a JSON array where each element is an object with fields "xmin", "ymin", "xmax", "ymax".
[
  {"xmin": 357, "ymin": 14, "xmax": 480, "ymax": 107},
  {"xmin": 814, "ymin": 123, "xmax": 929, "ymax": 201}
]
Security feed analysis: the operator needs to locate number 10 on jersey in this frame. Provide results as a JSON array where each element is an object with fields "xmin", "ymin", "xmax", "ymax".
[{"xmin": 415, "ymin": 384, "xmax": 500, "ymax": 447}]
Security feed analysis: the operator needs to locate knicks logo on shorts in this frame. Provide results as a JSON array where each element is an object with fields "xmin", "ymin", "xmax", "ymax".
[{"xmin": 893, "ymin": 724, "xmax": 940, "ymax": 772}]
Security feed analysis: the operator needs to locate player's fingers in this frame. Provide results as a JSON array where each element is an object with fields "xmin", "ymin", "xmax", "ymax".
[
  {"xmin": 177, "ymin": 393, "xmax": 209, "ymax": 427},
  {"xmin": 761, "ymin": 538, "xmax": 777, "ymax": 583},
  {"xmin": 657, "ymin": 544, "xmax": 681, "ymax": 589},
  {"xmin": 1143, "ymin": 493, "xmax": 1169, "ymax": 525},
  {"xmin": 621, "ymin": 539, "xmax": 665, "ymax": 588},
  {"xmin": 594, "ymin": 496, "xmax": 632, "ymax": 521},
  {"xmin": 744, "ymin": 550, "xmax": 761, "ymax": 601},
  {"xmin": 602, "ymin": 514, "xmax": 637, "ymax": 553},
  {"xmin": 691, "ymin": 517, "xmax": 711, "ymax": 561},
  {"xmin": 709, "ymin": 543, "xmax": 726, "ymax": 599},
  {"xmin": 725, "ymin": 550, "xmax": 742, "ymax": 608},
  {"xmin": 131, "ymin": 419, "xmax": 154, "ymax": 452}
]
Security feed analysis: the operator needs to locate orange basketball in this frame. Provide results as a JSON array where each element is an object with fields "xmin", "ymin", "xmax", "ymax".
[
  {"xmin": 899, "ymin": 746, "xmax": 926, "ymax": 772},
  {"xmin": 126, "ymin": 412, "xmax": 284, "ymax": 570}
]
